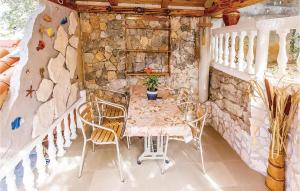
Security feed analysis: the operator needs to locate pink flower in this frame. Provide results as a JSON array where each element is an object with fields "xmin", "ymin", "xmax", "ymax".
[{"xmin": 144, "ymin": 67, "xmax": 152, "ymax": 75}]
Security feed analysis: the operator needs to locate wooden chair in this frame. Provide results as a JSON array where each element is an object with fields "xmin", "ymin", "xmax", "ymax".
[
  {"xmin": 77, "ymin": 101, "xmax": 125, "ymax": 182},
  {"xmin": 170, "ymin": 103, "xmax": 208, "ymax": 173},
  {"xmin": 89, "ymin": 89, "xmax": 131, "ymax": 149}
]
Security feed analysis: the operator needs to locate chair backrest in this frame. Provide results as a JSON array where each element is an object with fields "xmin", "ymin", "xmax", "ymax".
[
  {"xmin": 77, "ymin": 102, "xmax": 95, "ymax": 141},
  {"xmin": 192, "ymin": 104, "xmax": 207, "ymax": 141},
  {"xmin": 177, "ymin": 88, "xmax": 190, "ymax": 104},
  {"xmin": 177, "ymin": 88, "xmax": 192, "ymax": 113}
]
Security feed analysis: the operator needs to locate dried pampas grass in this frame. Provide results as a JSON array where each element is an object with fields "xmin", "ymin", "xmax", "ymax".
[{"xmin": 251, "ymin": 79, "xmax": 300, "ymax": 158}]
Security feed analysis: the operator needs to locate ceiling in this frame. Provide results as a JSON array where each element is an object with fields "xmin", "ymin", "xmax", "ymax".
[
  {"xmin": 76, "ymin": 0, "xmax": 206, "ymax": 7},
  {"xmin": 49, "ymin": 0, "xmax": 264, "ymax": 17}
]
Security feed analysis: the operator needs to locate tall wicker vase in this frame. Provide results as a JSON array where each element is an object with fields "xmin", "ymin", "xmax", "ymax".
[{"xmin": 266, "ymin": 146, "xmax": 285, "ymax": 191}]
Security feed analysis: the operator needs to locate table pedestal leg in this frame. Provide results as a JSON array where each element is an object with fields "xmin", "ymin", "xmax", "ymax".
[{"xmin": 137, "ymin": 135, "xmax": 169, "ymax": 166}]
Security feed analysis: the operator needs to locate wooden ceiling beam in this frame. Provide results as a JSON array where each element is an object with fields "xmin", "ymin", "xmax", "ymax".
[
  {"xmin": 108, "ymin": 0, "xmax": 118, "ymax": 6},
  {"xmin": 76, "ymin": 4, "xmax": 204, "ymax": 16},
  {"xmin": 205, "ymin": 0, "xmax": 264, "ymax": 16},
  {"xmin": 48, "ymin": 0, "xmax": 77, "ymax": 9},
  {"xmin": 161, "ymin": 0, "xmax": 171, "ymax": 8}
]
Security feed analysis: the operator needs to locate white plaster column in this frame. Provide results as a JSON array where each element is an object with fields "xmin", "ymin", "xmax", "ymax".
[
  {"xmin": 211, "ymin": 36, "xmax": 215, "ymax": 61},
  {"xmin": 215, "ymin": 35, "xmax": 219, "ymax": 64},
  {"xmin": 297, "ymin": 29, "xmax": 300, "ymax": 71},
  {"xmin": 199, "ymin": 17, "xmax": 212, "ymax": 103},
  {"xmin": 6, "ymin": 171, "xmax": 17, "ymax": 191},
  {"xmin": 277, "ymin": 29, "xmax": 289, "ymax": 74},
  {"xmin": 255, "ymin": 29, "xmax": 270, "ymax": 79},
  {"xmin": 64, "ymin": 115, "xmax": 72, "ymax": 147},
  {"xmin": 36, "ymin": 142, "xmax": 47, "ymax": 186},
  {"xmin": 297, "ymin": 50, "xmax": 300, "ymax": 72},
  {"xmin": 23, "ymin": 154, "xmax": 37, "ymax": 191},
  {"xmin": 246, "ymin": 31, "xmax": 257, "ymax": 74},
  {"xmin": 230, "ymin": 32, "xmax": 237, "ymax": 68},
  {"xmin": 218, "ymin": 34, "xmax": 224, "ymax": 64},
  {"xmin": 224, "ymin": 33, "xmax": 230, "ymax": 66},
  {"xmin": 238, "ymin": 31, "xmax": 246, "ymax": 71}
]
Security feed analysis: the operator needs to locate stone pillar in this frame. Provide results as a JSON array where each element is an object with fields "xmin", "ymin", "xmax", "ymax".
[{"xmin": 198, "ymin": 17, "xmax": 212, "ymax": 103}]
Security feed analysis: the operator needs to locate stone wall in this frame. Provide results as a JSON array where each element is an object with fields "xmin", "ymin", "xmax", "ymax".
[
  {"xmin": 207, "ymin": 67, "xmax": 268, "ymax": 175},
  {"xmin": 209, "ymin": 68, "xmax": 251, "ymax": 133},
  {"xmin": 208, "ymin": 67, "xmax": 300, "ymax": 191},
  {"xmin": 80, "ymin": 13, "xmax": 199, "ymax": 96}
]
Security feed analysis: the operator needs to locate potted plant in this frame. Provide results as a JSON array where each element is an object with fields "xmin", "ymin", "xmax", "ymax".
[
  {"xmin": 223, "ymin": 9, "xmax": 240, "ymax": 26},
  {"xmin": 144, "ymin": 67, "xmax": 159, "ymax": 100}
]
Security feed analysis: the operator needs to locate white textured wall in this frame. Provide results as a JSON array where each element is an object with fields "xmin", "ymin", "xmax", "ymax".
[{"xmin": 0, "ymin": 0, "xmax": 78, "ymax": 169}]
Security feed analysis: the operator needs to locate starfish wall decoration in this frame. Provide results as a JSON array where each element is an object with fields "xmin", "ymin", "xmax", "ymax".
[{"xmin": 26, "ymin": 85, "xmax": 35, "ymax": 98}]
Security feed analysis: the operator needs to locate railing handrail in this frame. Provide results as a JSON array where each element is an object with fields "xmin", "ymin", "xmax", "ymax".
[
  {"xmin": 212, "ymin": 19, "xmax": 257, "ymax": 35},
  {"xmin": 212, "ymin": 15, "xmax": 300, "ymax": 35},
  {"xmin": 0, "ymin": 93, "xmax": 85, "ymax": 181},
  {"xmin": 256, "ymin": 15, "xmax": 300, "ymax": 31}
]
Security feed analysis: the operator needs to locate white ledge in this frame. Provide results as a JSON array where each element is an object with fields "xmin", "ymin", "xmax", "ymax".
[{"xmin": 211, "ymin": 62, "xmax": 255, "ymax": 81}]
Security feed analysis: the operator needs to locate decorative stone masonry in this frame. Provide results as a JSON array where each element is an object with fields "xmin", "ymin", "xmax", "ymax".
[
  {"xmin": 32, "ymin": 11, "xmax": 80, "ymax": 138},
  {"xmin": 207, "ymin": 67, "xmax": 300, "ymax": 191},
  {"xmin": 209, "ymin": 67, "xmax": 251, "ymax": 133},
  {"xmin": 80, "ymin": 14, "xmax": 199, "ymax": 97}
]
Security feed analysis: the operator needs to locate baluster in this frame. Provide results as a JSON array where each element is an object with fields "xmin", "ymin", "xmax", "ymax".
[
  {"xmin": 64, "ymin": 115, "xmax": 72, "ymax": 147},
  {"xmin": 277, "ymin": 29, "xmax": 289, "ymax": 74},
  {"xmin": 56, "ymin": 124, "xmax": 65, "ymax": 157},
  {"xmin": 218, "ymin": 34, "xmax": 224, "ymax": 64},
  {"xmin": 70, "ymin": 110, "xmax": 77, "ymax": 140},
  {"xmin": 297, "ymin": 30, "xmax": 300, "ymax": 71},
  {"xmin": 224, "ymin": 33, "xmax": 230, "ymax": 66},
  {"xmin": 215, "ymin": 35, "xmax": 219, "ymax": 63},
  {"xmin": 6, "ymin": 170, "xmax": 18, "ymax": 191},
  {"xmin": 297, "ymin": 48, "xmax": 300, "ymax": 71},
  {"xmin": 230, "ymin": 32, "xmax": 237, "ymax": 68},
  {"xmin": 255, "ymin": 29, "xmax": 270, "ymax": 78},
  {"xmin": 238, "ymin": 31, "xmax": 246, "ymax": 71},
  {"xmin": 36, "ymin": 142, "xmax": 47, "ymax": 186},
  {"xmin": 211, "ymin": 36, "xmax": 215, "ymax": 61},
  {"xmin": 246, "ymin": 31, "xmax": 257, "ymax": 74},
  {"xmin": 47, "ymin": 131, "xmax": 57, "ymax": 167},
  {"xmin": 23, "ymin": 153, "xmax": 37, "ymax": 191}
]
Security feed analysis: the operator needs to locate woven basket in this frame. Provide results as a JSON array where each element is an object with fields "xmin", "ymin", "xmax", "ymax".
[{"xmin": 265, "ymin": 153, "xmax": 285, "ymax": 191}]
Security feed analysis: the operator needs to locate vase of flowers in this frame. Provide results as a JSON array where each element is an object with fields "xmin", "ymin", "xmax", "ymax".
[{"xmin": 144, "ymin": 67, "xmax": 159, "ymax": 100}]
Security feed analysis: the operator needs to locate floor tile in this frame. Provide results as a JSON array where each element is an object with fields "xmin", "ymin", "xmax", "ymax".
[{"xmin": 40, "ymin": 127, "xmax": 267, "ymax": 191}]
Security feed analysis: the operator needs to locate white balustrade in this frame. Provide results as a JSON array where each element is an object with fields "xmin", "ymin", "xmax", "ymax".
[
  {"xmin": 22, "ymin": 154, "xmax": 36, "ymax": 191},
  {"xmin": 211, "ymin": 36, "xmax": 215, "ymax": 61},
  {"xmin": 47, "ymin": 131, "xmax": 57, "ymax": 167},
  {"xmin": 6, "ymin": 171, "xmax": 17, "ymax": 191},
  {"xmin": 56, "ymin": 124, "xmax": 65, "ymax": 157},
  {"xmin": 36, "ymin": 142, "xmax": 47, "ymax": 186},
  {"xmin": 215, "ymin": 36, "xmax": 219, "ymax": 63},
  {"xmin": 0, "ymin": 92, "xmax": 86, "ymax": 190},
  {"xmin": 223, "ymin": 33, "xmax": 229, "ymax": 66},
  {"xmin": 296, "ymin": 30, "xmax": 300, "ymax": 71},
  {"xmin": 277, "ymin": 29, "xmax": 289, "ymax": 74},
  {"xmin": 64, "ymin": 115, "xmax": 72, "ymax": 147},
  {"xmin": 238, "ymin": 31, "xmax": 246, "ymax": 71},
  {"xmin": 297, "ymin": 50, "xmax": 300, "ymax": 72},
  {"xmin": 246, "ymin": 31, "xmax": 257, "ymax": 74},
  {"xmin": 218, "ymin": 34, "xmax": 224, "ymax": 64},
  {"xmin": 254, "ymin": 28, "xmax": 270, "ymax": 78},
  {"xmin": 211, "ymin": 16, "xmax": 300, "ymax": 81},
  {"xmin": 70, "ymin": 110, "xmax": 77, "ymax": 140},
  {"xmin": 230, "ymin": 32, "xmax": 237, "ymax": 69}
]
